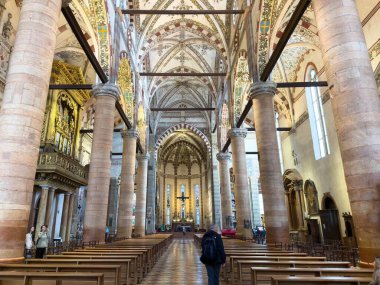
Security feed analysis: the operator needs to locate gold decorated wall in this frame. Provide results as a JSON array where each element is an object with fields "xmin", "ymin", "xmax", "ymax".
[{"xmin": 41, "ymin": 60, "xmax": 90, "ymax": 160}]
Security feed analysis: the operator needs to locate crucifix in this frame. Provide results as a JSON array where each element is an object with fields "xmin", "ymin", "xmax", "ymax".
[{"xmin": 176, "ymin": 192, "xmax": 190, "ymax": 219}]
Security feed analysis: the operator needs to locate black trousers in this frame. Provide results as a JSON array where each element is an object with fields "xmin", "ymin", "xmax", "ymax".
[
  {"xmin": 205, "ymin": 264, "xmax": 221, "ymax": 285},
  {"xmin": 35, "ymin": 247, "xmax": 46, "ymax": 258}
]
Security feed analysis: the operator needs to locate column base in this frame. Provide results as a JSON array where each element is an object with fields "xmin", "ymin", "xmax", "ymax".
[
  {"xmin": 235, "ymin": 228, "xmax": 253, "ymax": 240},
  {"xmin": 359, "ymin": 247, "xmax": 380, "ymax": 264}
]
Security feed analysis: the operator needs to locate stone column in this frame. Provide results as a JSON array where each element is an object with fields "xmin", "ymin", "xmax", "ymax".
[
  {"xmin": 60, "ymin": 193, "xmax": 70, "ymax": 241},
  {"xmin": 117, "ymin": 129, "xmax": 138, "ymax": 238},
  {"xmin": 292, "ymin": 181, "xmax": 305, "ymax": 230},
  {"xmin": 45, "ymin": 187, "xmax": 56, "ymax": 229},
  {"xmin": 0, "ymin": 0, "xmax": 64, "ymax": 258},
  {"xmin": 250, "ymin": 82, "xmax": 289, "ymax": 244},
  {"xmin": 228, "ymin": 128, "xmax": 252, "ymax": 239},
  {"xmin": 211, "ymin": 133, "xmax": 222, "ymax": 228},
  {"xmin": 146, "ymin": 138, "xmax": 156, "ymax": 234},
  {"xmin": 83, "ymin": 83, "xmax": 120, "ymax": 242},
  {"xmin": 134, "ymin": 154, "xmax": 149, "ymax": 237},
  {"xmin": 35, "ymin": 186, "xmax": 49, "ymax": 242},
  {"xmin": 313, "ymin": 0, "xmax": 380, "ymax": 262},
  {"xmin": 65, "ymin": 193, "xmax": 75, "ymax": 241},
  {"xmin": 216, "ymin": 152, "xmax": 233, "ymax": 229}
]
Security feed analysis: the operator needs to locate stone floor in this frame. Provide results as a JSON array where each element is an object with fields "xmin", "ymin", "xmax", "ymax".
[{"xmin": 140, "ymin": 235, "xmax": 228, "ymax": 284}]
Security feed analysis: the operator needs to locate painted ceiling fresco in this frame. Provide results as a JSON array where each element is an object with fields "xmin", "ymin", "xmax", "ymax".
[{"xmin": 131, "ymin": 0, "xmax": 231, "ymax": 157}]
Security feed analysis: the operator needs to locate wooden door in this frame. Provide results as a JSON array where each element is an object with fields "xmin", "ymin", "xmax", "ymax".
[
  {"xmin": 320, "ymin": 209, "xmax": 341, "ymax": 241},
  {"xmin": 307, "ymin": 219, "xmax": 321, "ymax": 243}
]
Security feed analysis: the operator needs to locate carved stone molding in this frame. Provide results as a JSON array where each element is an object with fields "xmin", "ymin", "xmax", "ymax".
[
  {"xmin": 291, "ymin": 180, "xmax": 304, "ymax": 191},
  {"xmin": 228, "ymin": 128, "xmax": 247, "ymax": 139},
  {"xmin": 121, "ymin": 129, "xmax": 139, "ymax": 139},
  {"xmin": 91, "ymin": 83, "xmax": 121, "ymax": 101},
  {"xmin": 216, "ymin": 152, "xmax": 231, "ymax": 161},
  {"xmin": 249, "ymin": 81, "xmax": 277, "ymax": 99},
  {"xmin": 36, "ymin": 152, "xmax": 87, "ymax": 187}
]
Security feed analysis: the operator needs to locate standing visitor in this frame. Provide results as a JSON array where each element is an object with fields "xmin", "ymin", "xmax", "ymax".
[
  {"xmin": 25, "ymin": 226, "xmax": 35, "ymax": 258},
  {"xmin": 200, "ymin": 224, "xmax": 226, "ymax": 285},
  {"xmin": 35, "ymin": 225, "xmax": 49, "ymax": 258}
]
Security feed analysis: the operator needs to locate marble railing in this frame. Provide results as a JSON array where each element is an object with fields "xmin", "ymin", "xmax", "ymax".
[{"xmin": 37, "ymin": 152, "xmax": 87, "ymax": 184}]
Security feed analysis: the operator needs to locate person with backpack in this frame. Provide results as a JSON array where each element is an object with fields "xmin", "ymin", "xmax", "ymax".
[{"xmin": 200, "ymin": 224, "xmax": 226, "ymax": 285}]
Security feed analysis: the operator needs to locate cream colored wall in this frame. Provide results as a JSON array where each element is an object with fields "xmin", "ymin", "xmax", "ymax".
[
  {"xmin": 280, "ymin": 46, "xmax": 352, "ymax": 238},
  {"xmin": 278, "ymin": 1, "xmax": 379, "ymax": 240}
]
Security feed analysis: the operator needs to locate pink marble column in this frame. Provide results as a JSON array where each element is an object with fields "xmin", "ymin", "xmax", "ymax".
[
  {"xmin": 83, "ymin": 83, "xmax": 120, "ymax": 242},
  {"xmin": 117, "ymin": 129, "xmax": 138, "ymax": 238},
  {"xmin": 228, "ymin": 128, "xmax": 252, "ymax": 239},
  {"xmin": 313, "ymin": 0, "xmax": 380, "ymax": 262},
  {"xmin": 216, "ymin": 152, "xmax": 233, "ymax": 229},
  {"xmin": 45, "ymin": 187, "xmax": 56, "ymax": 228},
  {"xmin": 35, "ymin": 186, "xmax": 49, "ymax": 242},
  {"xmin": 250, "ymin": 82, "xmax": 289, "ymax": 244},
  {"xmin": 0, "ymin": 0, "xmax": 63, "ymax": 258},
  {"xmin": 60, "ymin": 193, "xmax": 70, "ymax": 241},
  {"xmin": 134, "ymin": 153, "xmax": 149, "ymax": 237}
]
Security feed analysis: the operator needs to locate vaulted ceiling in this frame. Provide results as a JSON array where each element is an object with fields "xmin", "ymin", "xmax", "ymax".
[{"xmin": 132, "ymin": 0, "xmax": 231, "ymax": 137}]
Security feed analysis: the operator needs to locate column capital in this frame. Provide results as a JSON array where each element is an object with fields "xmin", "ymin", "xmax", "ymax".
[
  {"xmin": 137, "ymin": 153, "xmax": 150, "ymax": 162},
  {"xmin": 121, "ymin": 129, "xmax": 139, "ymax": 139},
  {"xmin": 216, "ymin": 152, "xmax": 231, "ymax": 161},
  {"xmin": 291, "ymin": 180, "xmax": 303, "ymax": 190},
  {"xmin": 228, "ymin": 128, "xmax": 247, "ymax": 139},
  {"xmin": 40, "ymin": 185, "xmax": 50, "ymax": 191},
  {"xmin": 91, "ymin": 83, "xmax": 121, "ymax": 101},
  {"xmin": 249, "ymin": 81, "xmax": 277, "ymax": 99}
]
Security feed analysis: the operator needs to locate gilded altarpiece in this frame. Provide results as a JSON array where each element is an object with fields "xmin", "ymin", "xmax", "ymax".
[
  {"xmin": 117, "ymin": 58, "xmax": 134, "ymax": 123},
  {"xmin": 36, "ymin": 60, "xmax": 90, "ymax": 191}
]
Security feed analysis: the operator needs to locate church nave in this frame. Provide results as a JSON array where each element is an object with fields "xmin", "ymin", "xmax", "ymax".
[{"xmin": 140, "ymin": 237, "xmax": 227, "ymax": 285}]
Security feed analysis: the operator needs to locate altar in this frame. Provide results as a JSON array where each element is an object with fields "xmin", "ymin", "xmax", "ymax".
[{"xmin": 173, "ymin": 222, "xmax": 195, "ymax": 232}]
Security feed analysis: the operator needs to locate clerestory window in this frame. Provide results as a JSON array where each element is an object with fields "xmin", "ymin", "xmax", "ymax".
[{"xmin": 305, "ymin": 67, "xmax": 330, "ymax": 160}]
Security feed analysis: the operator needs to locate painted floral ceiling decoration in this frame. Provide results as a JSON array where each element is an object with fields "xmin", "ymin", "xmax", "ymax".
[{"xmin": 131, "ymin": 0, "xmax": 231, "ymax": 155}]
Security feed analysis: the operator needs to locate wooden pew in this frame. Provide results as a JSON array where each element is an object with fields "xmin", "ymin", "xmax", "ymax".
[
  {"xmin": 270, "ymin": 276, "xmax": 372, "ymax": 285},
  {"xmin": 58, "ymin": 252, "xmax": 144, "ymax": 279},
  {"xmin": 0, "ymin": 271, "xmax": 104, "ymax": 285},
  {"xmin": 26, "ymin": 258, "xmax": 131, "ymax": 285},
  {"xmin": 73, "ymin": 249, "xmax": 151, "ymax": 273},
  {"xmin": 224, "ymin": 253, "xmax": 307, "ymax": 282},
  {"xmin": 0, "ymin": 263, "xmax": 121, "ymax": 285},
  {"xmin": 46, "ymin": 254, "xmax": 139, "ymax": 284},
  {"xmin": 235, "ymin": 256, "xmax": 327, "ymax": 285},
  {"xmin": 230, "ymin": 260, "xmax": 350, "ymax": 285},
  {"xmin": 251, "ymin": 267, "xmax": 374, "ymax": 285}
]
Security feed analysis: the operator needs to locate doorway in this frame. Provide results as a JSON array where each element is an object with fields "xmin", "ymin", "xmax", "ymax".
[
  {"xmin": 307, "ymin": 219, "xmax": 321, "ymax": 243},
  {"xmin": 320, "ymin": 196, "xmax": 341, "ymax": 242}
]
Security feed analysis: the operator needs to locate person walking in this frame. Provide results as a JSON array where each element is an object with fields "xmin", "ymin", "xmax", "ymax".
[
  {"xmin": 25, "ymin": 226, "xmax": 35, "ymax": 258},
  {"xmin": 35, "ymin": 225, "xmax": 49, "ymax": 258},
  {"xmin": 200, "ymin": 224, "xmax": 226, "ymax": 285}
]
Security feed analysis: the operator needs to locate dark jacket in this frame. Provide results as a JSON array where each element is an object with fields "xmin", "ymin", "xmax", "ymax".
[{"xmin": 200, "ymin": 230, "xmax": 226, "ymax": 265}]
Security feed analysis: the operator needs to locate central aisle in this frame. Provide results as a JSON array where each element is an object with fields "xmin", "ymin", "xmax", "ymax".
[{"xmin": 140, "ymin": 236, "xmax": 228, "ymax": 284}]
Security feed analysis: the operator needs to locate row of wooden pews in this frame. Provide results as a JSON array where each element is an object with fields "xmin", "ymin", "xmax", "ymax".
[
  {"xmin": 0, "ymin": 234, "xmax": 173, "ymax": 285},
  {"xmin": 196, "ymin": 234, "xmax": 373, "ymax": 285}
]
